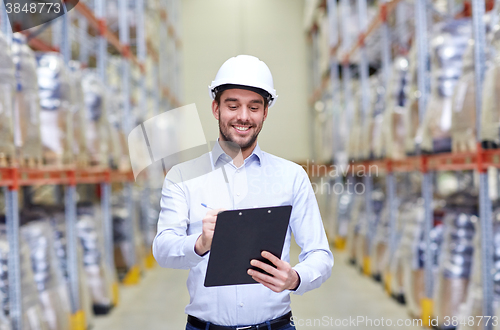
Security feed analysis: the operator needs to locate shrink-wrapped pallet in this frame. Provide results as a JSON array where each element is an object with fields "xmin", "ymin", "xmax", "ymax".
[
  {"xmin": 450, "ymin": 43, "xmax": 477, "ymax": 153},
  {"xmin": 346, "ymin": 189, "xmax": 365, "ymax": 264},
  {"xmin": 67, "ymin": 61, "xmax": 89, "ymax": 167},
  {"xmin": 12, "ymin": 33, "xmax": 42, "ymax": 166},
  {"xmin": 481, "ymin": 63, "xmax": 500, "ymax": 147},
  {"xmin": 331, "ymin": 189, "xmax": 354, "ymax": 246},
  {"xmin": 112, "ymin": 192, "xmax": 146, "ymax": 275},
  {"xmin": 106, "ymin": 91, "xmax": 129, "ymax": 171},
  {"xmin": 417, "ymin": 18, "xmax": 471, "ymax": 153},
  {"xmin": 371, "ymin": 79, "xmax": 386, "ymax": 159},
  {"xmin": 0, "ymin": 221, "xmax": 48, "ymax": 330},
  {"xmin": 457, "ymin": 206, "xmax": 500, "ymax": 330},
  {"xmin": 404, "ymin": 47, "xmax": 420, "ymax": 155},
  {"xmin": 400, "ymin": 200, "xmax": 445, "ymax": 318},
  {"xmin": 382, "ymin": 57, "xmax": 409, "ymax": 160},
  {"xmin": 360, "ymin": 76, "xmax": 381, "ymax": 160},
  {"xmin": 0, "ymin": 228, "xmax": 11, "ymax": 330},
  {"xmin": 144, "ymin": 188, "xmax": 162, "ymax": 248},
  {"xmin": 370, "ymin": 204, "xmax": 389, "ymax": 281},
  {"xmin": 0, "ymin": 32, "xmax": 16, "ymax": 166},
  {"xmin": 371, "ymin": 195, "xmax": 404, "ymax": 281},
  {"xmin": 386, "ymin": 217, "xmax": 407, "ymax": 302},
  {"xmin": 48, "ymin": 209, "xmax": 93, "ymax": 328},
  {"xmin": 82, "ymin": 70, "xmax": 109, "ymax": 166},
  {"xmin": 76, "ymin": 202, "xmax": 114, "ymax": 314},
  {"xmin": 355, "ymin": 188, "xmax": 385, "ymax": 274},
  {"xmin": 433, "ymin": 196, "xmax": 477, "ymax": 329},
  {"xmin": 384, "ymin": 196, "xmax": 414, "ymax": 300},
  {"xmin": 481, "ymin": 23, "xmax": 500, "ymax": 148},
  {"xmin": 36, "ymin": 52, "xmax": 73, "ymax": 165},
  {"xmin": 347, "ymin": 85, "xmax": 362, "ymax": 161},
  {"xmin": 385, "ymin": 175, "xmax": 423, "ymax": 299},
  {"xmin": 21, "ymin": 219, "xmax": 71, "ymax": 330}
]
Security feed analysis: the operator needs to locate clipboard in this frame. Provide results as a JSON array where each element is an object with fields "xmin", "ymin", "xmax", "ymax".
[{"xmin": 204, "ymin": 205, "xmax": 292, "ymax": 287}]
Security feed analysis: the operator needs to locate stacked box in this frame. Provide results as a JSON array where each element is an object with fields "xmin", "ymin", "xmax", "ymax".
[
  {"xmin": 433, "ymin": 197, "xmax": 477, "ymax": 329},
  {"xmin": 417, "ymin": 18, "xmax": 471, "ymax": 153},
  {"xmin": 450, "ymin": 42, "xmax": 476, "ymax": 153},
  {"xmin": 400, "ymin": 199, "xmax": 444, "ymax": 318},
  {"xmin": 404, "ymin": 47, "xmax": 420, "ymax": 155},
  {"xmin": 0, "ymin": 221, "xmax": 48, "ymax": 330},
  {"xmin": 36, "ymin": 52, "xmax": 73, "ymax": 166},
  {"xmin": 48, "ymin": 209, "xmax": 94, "ymax": 328},
  {"xmin": 76, "ymin": 202, "xmax": 114, "ymax": 315},
  {"xmin": 12, "ymin": 33, "xmax": 42, "ymax": 165},
  {"xmin": 480, "ymin": 23, "xmax": 500, "ymax": 148},
  {"xmin": 81, "ymin": 70, "xmax": 109, "ymax": 166},
  {"xmin": 21, "ymin": 218, "xmax": 71, "ymax": 330},
  {"xmin": 382, "ymin": 56, "xmax": 410, "ymax": 160},
  {"xmin": 67, "ymin": 61, "xmax": 89, "ymax": 167},
  {"xmin": 0, "ymin": 32, "xmax": 16, "ymax": 166}
]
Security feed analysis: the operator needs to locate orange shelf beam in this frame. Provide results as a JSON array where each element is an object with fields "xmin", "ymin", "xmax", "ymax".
[
  {"xmin": 346, "ymin": 149, "xmax": 500, "ymax": 174},
  {"xmin": 0, "ymin": 166, "xmax": 133, "ymax": 187}
]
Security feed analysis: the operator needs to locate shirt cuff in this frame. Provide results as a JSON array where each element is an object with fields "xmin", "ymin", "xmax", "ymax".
[
  {"xmin": 291, "ymin": 263, "xmax": 322, "ymax": 296},
  {"xmin": 183, "ymin": 233, "xmax": 207, "ymax": 264}
]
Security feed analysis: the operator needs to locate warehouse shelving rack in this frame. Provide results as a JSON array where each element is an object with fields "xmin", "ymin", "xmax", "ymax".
[
  {"xmin": 0, "ymin": 1, "xmax": 183, "ymax": 330},
  {"xmin": 309, "ymin": 0, "xmax": 496, "ymax": 328}
]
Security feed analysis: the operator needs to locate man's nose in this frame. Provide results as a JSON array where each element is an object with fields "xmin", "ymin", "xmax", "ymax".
[{"xmin": 236, "ymin": 107, "xmax": 251, "ymax": 121}]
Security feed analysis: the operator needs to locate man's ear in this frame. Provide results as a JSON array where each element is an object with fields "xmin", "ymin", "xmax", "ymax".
[
  {"xmin": 212, "ymin": 100, "xmax": 220, "ymax": 120},
  {"xmin": 263, "ymin": 105, "xmax": 269, "ymax": 121}
]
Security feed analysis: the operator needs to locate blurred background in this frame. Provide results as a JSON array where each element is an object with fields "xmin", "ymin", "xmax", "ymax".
[{"xmin": 0, "ymin": 0, "xmax": 499, "ymax": 330}]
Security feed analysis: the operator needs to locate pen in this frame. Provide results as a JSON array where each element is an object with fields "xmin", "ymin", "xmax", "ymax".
[{"xmin": 201, "ymin": 203, "xmax": 213, "ymax": 210}]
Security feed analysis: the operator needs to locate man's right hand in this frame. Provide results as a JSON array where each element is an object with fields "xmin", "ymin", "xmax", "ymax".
[{"xmin": 195, "ymin": 208, "xmax": 225, "ymax": 256}]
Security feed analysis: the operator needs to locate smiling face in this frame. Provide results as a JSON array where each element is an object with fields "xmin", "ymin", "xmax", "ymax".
[{"xmin": 212, "ymin": 88, "xmax": 268, "ymax": 157}]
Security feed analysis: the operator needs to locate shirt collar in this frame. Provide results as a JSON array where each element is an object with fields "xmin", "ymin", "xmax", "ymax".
[{"xmin": 211, "ymin": 139, "xmax": 263, "ymax": 167}]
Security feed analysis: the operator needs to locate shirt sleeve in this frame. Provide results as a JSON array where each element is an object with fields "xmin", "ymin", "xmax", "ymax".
[
  {"xmin": 152, "ymin": 169, "xmax": 207, "ymax": 269},
  {"xmin": 290, "ymin": 167, "xmax": 334, "ymax": 295}
]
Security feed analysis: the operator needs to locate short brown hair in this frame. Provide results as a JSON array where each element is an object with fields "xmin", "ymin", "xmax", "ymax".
[{"xmin": 214, "ymin": 84, "xmax": 270, "ymax": 109}]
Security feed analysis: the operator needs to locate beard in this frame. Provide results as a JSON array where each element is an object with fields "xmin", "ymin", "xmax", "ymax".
[{"xmin": 218, "ymin": 110, "xmax": 264, "ymax": 150}]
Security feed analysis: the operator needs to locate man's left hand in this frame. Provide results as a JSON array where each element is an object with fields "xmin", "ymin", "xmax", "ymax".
[{"xmin": 247, "ymin": 251, "xmax": 300, "ymax": 293}]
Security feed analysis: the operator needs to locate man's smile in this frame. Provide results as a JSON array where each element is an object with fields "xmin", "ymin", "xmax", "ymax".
[{"xmin": 232, "ymin": 124, "xmax": 252, "ymax": 134}]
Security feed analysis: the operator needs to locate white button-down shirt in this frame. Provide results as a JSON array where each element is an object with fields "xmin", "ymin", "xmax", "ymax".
[{"xmin": 153, "ymin": 141, "xmax": 333, "ymax": 326}]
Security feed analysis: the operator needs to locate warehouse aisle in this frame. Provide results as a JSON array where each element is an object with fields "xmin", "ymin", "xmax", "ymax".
[{"xmin": 92, "ymin": 242, "xmax": 422, "ymax": 330}]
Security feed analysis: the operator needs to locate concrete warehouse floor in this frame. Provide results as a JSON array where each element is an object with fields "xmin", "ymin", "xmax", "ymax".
[{"xmin": 93, "ymin": 242, "xmax": 422, "ymax": 330}]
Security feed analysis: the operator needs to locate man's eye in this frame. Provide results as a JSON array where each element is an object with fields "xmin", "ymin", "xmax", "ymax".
[
  {"xmin": 229, "ymin": 105, "xmax": 237, "ymax": 110},
  {"xmin": 251, "ymin": 107, "xmax": 259, "ymax": 111}
]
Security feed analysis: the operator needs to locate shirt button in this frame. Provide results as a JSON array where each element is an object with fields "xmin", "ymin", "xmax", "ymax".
[
  {"xmin": 236, "ymin": 192, "xmax": 240, "ymax": 196},
  {"xmin": 239, "ymin": 303, "xmax": 244, "ymax": 307}
]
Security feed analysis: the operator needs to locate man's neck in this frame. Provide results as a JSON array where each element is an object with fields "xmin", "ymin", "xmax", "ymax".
[{"xmin": 218, "ymin": 138, "xmax": 257, "ymax": 167}]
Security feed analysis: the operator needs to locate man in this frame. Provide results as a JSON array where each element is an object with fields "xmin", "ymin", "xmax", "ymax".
[{"xmin": 153, "ymin": 55, "xmax": 333, "ymax": 330}]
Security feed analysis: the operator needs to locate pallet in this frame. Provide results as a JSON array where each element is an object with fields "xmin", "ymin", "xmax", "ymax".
[
  {"xmin": 75, "ymin": 155, "xmax": 90, "ymax": 168},
  {"xmin": 42, "ymin": 151, "xmax": 74, "ymax": 167},
  {"xmin": 0, "ymin": 154, "xmax": 14, "ymax": 168},
  {"xmin": 18, "ymin": 156, "xmax": 42, "ymax": 168},
  {"xmin": 452, "ymin": 134, "xmax": 476, "ymax": 153}
]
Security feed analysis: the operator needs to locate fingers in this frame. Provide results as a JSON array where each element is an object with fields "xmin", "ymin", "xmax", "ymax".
[
  {"xmin": 205, "ymin": 208, "xmax": 221, "ymax": 218},
  {"xmin": 247, "ymin": 269, "xmax": 281, "ymax": 292},
  {"xmin": 252, "ymin": 276, "xmax": 280, "ymax": 292},
  {"xmin": 208, "ymin": 208, "xmax": 226, "ymax": 215},
  {"xmin": 250, "ymin": 260, "xmax": 280, "ymax": 277},
  {"xmin": 261, "ymin": 251, "xmax": 283, "ymax": 268}
]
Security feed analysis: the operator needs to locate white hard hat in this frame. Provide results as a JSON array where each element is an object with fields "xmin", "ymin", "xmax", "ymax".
[{"xmin": 209, "ymin": 55, "xmax": 278, "ymax": 107}]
